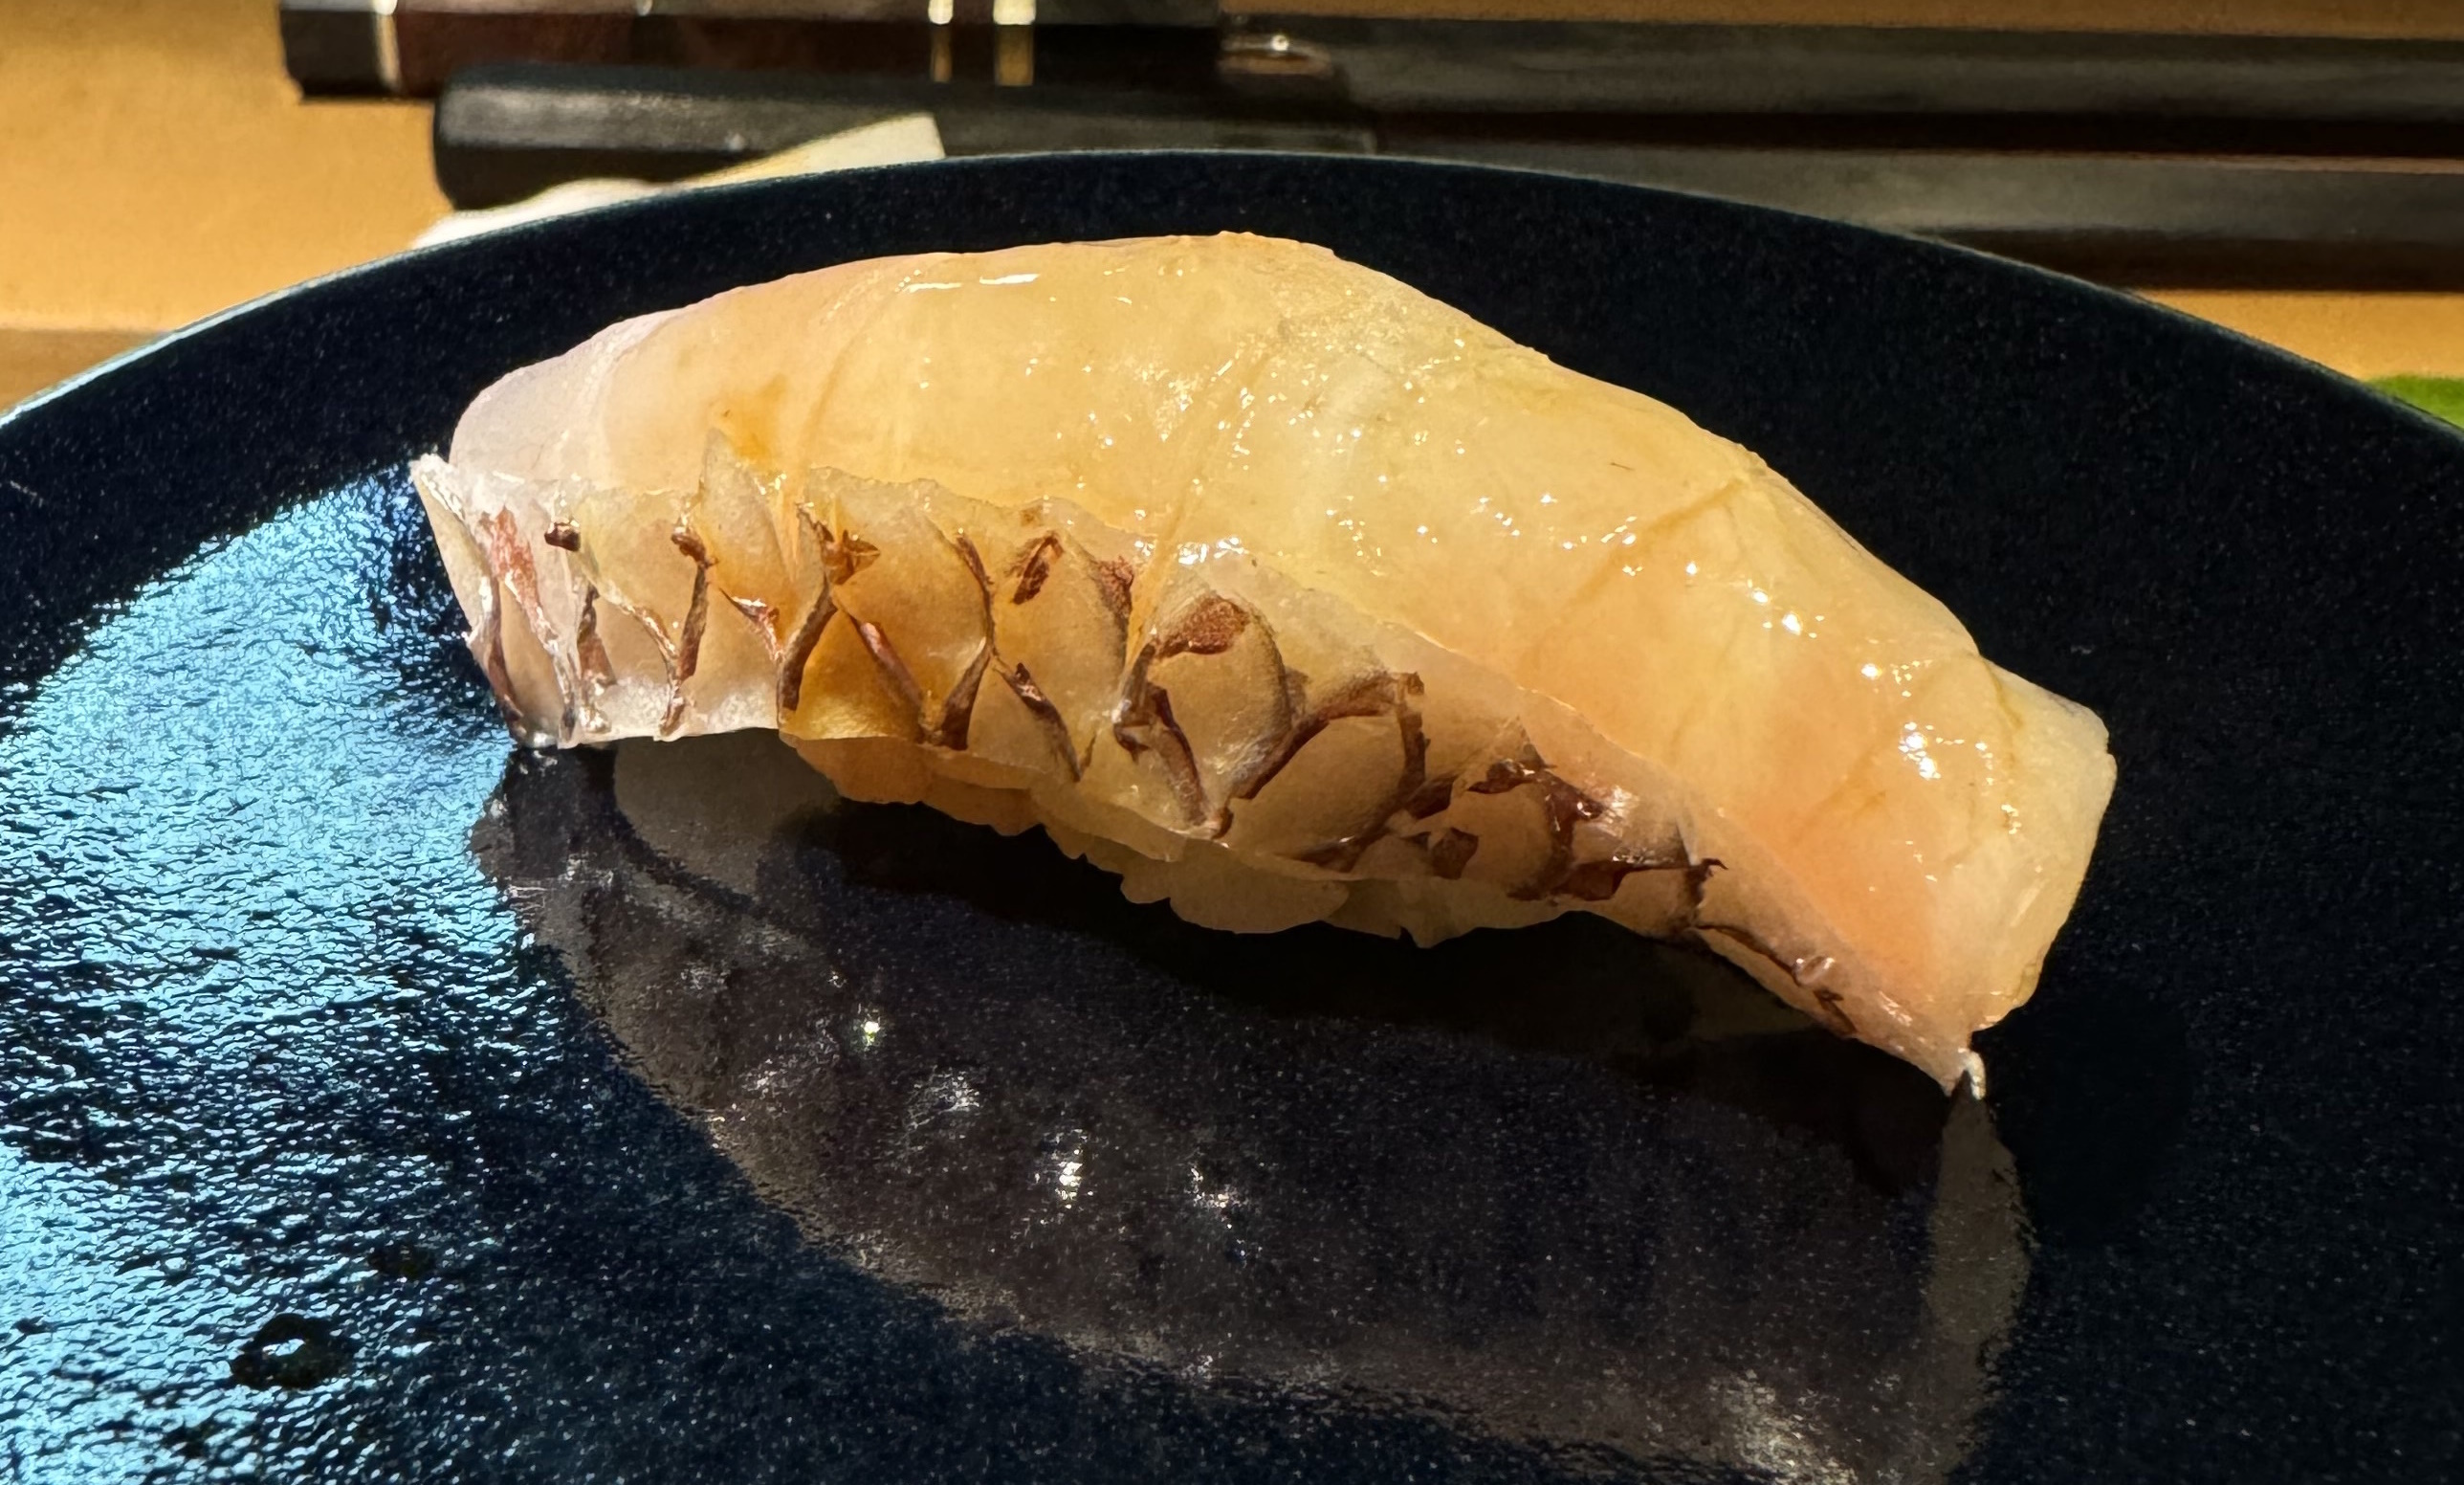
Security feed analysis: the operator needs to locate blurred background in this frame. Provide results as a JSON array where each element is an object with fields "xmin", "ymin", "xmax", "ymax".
[{"xmin": 12, "ymin": 0, "xmax": 2464, "ymax": 417}]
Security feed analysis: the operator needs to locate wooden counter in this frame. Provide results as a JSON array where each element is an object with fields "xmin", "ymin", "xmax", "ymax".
[{"xmin": 0, "ymin": 0, "xmax": 441, "ymax": 404}]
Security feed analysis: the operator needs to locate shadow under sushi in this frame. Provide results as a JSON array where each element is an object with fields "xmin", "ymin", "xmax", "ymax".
[{"xmin": 473, "ymin": 732, "xmax": 2030, "ymax": 1480}]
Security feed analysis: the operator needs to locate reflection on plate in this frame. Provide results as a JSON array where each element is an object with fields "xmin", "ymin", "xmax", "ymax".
[{"xmin": 477, "ymin": 730, "xmax": 2030, "ymax": 1480}]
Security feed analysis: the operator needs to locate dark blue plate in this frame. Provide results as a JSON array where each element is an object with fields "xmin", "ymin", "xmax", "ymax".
[{"xmin": 2, "ymin": 154, "xmax": 2457, "ymax": 1483}]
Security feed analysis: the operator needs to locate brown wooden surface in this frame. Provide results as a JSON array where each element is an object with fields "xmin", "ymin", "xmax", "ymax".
[
  {"xmin": 0, "ymin": 328, "xmax": 154, "ymax": 410},
  {"xmin": 0, "ymin": 0, "xmax": 443, "ymax": 337},
  {"xmin": 2136, "ymin": 292, "xmax": 2464, "ymax": 381},
  {"xmin": 5, "ymin": 0, "xmax": 2463, "ymax": 411}
]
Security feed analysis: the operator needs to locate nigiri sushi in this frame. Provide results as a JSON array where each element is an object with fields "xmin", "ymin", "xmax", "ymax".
[{"xmin": 412, "ymin": 233, "xmax": 2115, "ymax": 1090}]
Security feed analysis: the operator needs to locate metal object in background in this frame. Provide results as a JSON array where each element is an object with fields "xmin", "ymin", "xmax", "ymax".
[
  {"xmin": 295, "ymin": 0, "xmax": 2464, "ymax": 151},
  {"xmin": 433, "ymin": 63, "xmax": 1373, "ymax": 208},
  {"xmin": 1387, "ymin": 139, "xmax": 2464, "ymax": 289},
  {"xmin": 434, "ymin": 63, "xmax": 2464, "ymax": 287},
  {"xmin": 297, "ymin": 2, "xmax": 2464, "ymax": 286},
  {"xmin": 281, "ymin": 0, "xmax": 1221, "ymax": 97},
  {"xmin": 280, "ymin": 0, "xmax": 407, "ymax": 95},
  {"xmin": 1225, "ymin": 19, "xmax": 2464, "ymax": 127}
]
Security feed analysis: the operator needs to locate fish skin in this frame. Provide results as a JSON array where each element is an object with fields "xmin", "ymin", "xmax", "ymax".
[{"xmin": 413, "ymin": 233, "xmax": 2116, "ymax": 1089}]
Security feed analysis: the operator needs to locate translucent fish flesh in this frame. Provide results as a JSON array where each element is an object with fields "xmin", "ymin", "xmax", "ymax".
[{"xmin": 411, "ymin": 233, "xmax": 2115, "ymax": 1089}]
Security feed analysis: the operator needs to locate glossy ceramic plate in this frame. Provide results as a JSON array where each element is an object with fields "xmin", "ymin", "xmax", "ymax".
[{"xmin": 1, "ymin": 155, "xmax": 2456, "ymax": 1483}]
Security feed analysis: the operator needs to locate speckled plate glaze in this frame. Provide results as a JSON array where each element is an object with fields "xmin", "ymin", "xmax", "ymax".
[{"xmin": 1, "ymin": 155, "xmax": 2457, "ymax": 1484}]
